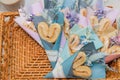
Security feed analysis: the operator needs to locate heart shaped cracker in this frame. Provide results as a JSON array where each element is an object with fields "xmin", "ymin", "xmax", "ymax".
[
  {"xmin": 73, "ymin": 52, "xmax": 91, "ymax": 78},
  {"xmin": 38, "ymin": 22, "xmax": 61, "ymax": 43}
]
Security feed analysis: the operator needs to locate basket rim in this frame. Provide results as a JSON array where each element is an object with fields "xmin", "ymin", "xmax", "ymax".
[{"xmin": 0, "ymin": 11, "xmax": 19, "ymax": 16}]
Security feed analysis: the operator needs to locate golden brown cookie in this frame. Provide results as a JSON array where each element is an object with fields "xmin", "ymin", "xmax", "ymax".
[
  {"xmin": 38, "ymin": 22, "xmax": 61, "ymax": 43},
  {"xmin": 99, "ymin": 28, "xmax": 117, "ymax": 53},
  {"xmin": 113, "ymin": 21, "xmax": 117, "ymax": 29},
  {"xmin": 69, "ymin": 34, "xmax": 80, "ymax": 54},
  {"xmin": 72, "ymin": 52, "xmax": 91, "ymax": 78},
  {"xmin": 107, "ymin": 45, "xmax": 120, "ymax": 54},
  {"xmin": 73, "ymin": 52, "xmax": 86, "ymax": 69},
  {"xmin": 99, "ymin": 18, "xmax": 110, "ymax": 32},
  {"xmin": 64, "ymin": 18, "xmax": 70, "ymax": 39},
  {"xmin": 107, "ymin": 6, "xmax": 113, "ymax": 8},
  {"xmin": 73, "ymin": 66, "xmax": 91, "ymax": 78},
  {"xmin": 97, "ymin": 18, "xmax": 116, "ymax": 37},
  {"xmin": 100, "ymin": 36, "xmax": 110, "ymax": 52},
  {"xmin": 90, "ymin": 16, "xmax": 98, "ymax": 27},
  {"xmin": 80, "ymin": 8, "xmax": 87, "ymax": 17}
]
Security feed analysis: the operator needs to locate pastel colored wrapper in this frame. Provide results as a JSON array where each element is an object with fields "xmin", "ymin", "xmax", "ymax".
[
  {"xmin": 40, "ymin": 33, "xmax": 62, "ymax": 51},
  {"xmin": 32, "ymin": 12, "xmax": 64, "ymax": 68},
  {"xmin": 45, "ymin": 50, "xmax": 59, "ymax": 68},
  {"xmin": 15, "ymin": 0, "xmax": 119, "ymax": 79},
  {"xmin": 78, "ymin": 14, "xmax": 88, "ymax": 27},
  {"xmin": 31, "ymin": 1, "xmax": 44, "ymax": 15},
  {"xmin": 63, "ymin": 8, "xmax": 89, "ymax": 27},
  {"xmin": 77, "ymin": 43, "xmax": 106, "ymax": 79},
  {"xmin": 15, "ymin": 17, "xmax": 43, "ymax": 46},
  {"xmin": 70, "ymin": 24, "xmax": 103, "ymax": 49},
  {"xmin": 32, "ymin": 12, "xmax": 64, "ymax": 51},
  {"xmin": 44, "ymin": 0, "xmax": 54, "ymax": 9},
  {"xmin": 62, "ymin": 0, "xmax": 95, "ymax": 10},
  {"xmin": 62, "ymin": 0, "xmax": 76, "ymax": 9},
  {"xmin": 96, "ymin": 0, "xmax": 104, "ymax": 10},
  {"xmin": 62, "ymin": 7, "xmax": 70, "ymax": 16},
  {"xmin": 95, "ymin": 0, "xmax": 120, "ymax": 24},
  {"xmin": 60, "ymin": 32, "xmax": 66, "ymax": 48},
  {"xmin": 45, "ymin": 43, "xmax": 106, "ymax": 78},
  {"xmin": 106, "ymin": 9, "xmax": 120, "ymax": 24},
  {"xmin": 15, "ymin": 17, "xmax": 59, "ymax": 68},
  {"xmin": 79, "ymin": 0, "xmax": 94, "ymax": 8},
  {"xmin": 57, "ymin": 25, "xmax": 67, "ymax": 60},
  {"xmin": 32, "ymin": 15, "xmax": 54, "ymax": 49}
]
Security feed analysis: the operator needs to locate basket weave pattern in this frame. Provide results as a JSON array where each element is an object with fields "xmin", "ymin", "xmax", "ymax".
[
  {"xmin": 0, "ymin": 12, "xmax": 52, "ymax": 80},
  {"xmin": 0, "ymin": 12, "xmax": 120, "ymax": 80}
]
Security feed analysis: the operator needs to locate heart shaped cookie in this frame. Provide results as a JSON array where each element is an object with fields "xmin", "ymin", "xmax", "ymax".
[
  {"xmin": 99, "ymin": 18, "xmax": 110, "ymax": 32},
  {"xmin": 107, "ymin": 45, "xmax": 120, "ymax": 54},
  {"xmin": 80, "ymin": 8, "xmax": 87, "ymax": 17},
  {"xmin": 38, "ymin": 22, "xmax": 61, "ymax": 43},
  {"xmin": 73, "ymin": 66, "xmax": 91, "ymax": 78},
  {"xmin": 64, "ymin": 18, "xmax": 70, "ymax": 39},
  {"xmin": 90, "ymin": 16, "xmax": 98, "ymax": 27},
  {"xmin": 73, "ymin": 52, "xmax": 86, "ymax": 69},
  {"xmin": 100, "ymin": 36, "xmax": 110, "ymax": 52},
  {"xmin": 69, "ymin": 34, "xmax": 80, "ymax": 54},
  {"xmin": 73, "ymin": 52, "xmax": 91, "ymax": 78}
]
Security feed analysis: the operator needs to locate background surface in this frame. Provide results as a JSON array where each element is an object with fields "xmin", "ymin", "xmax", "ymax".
[
  {"xmin": 0, "ymin": 0, "xmax": 38, "ymax": 12},
  {"xmin": 0, "ymin": 0, "xmax": 120, "ymax": 12}
]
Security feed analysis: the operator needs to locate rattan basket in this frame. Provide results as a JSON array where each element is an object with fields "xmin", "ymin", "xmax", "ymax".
[{"xmin": 0, "ymin": 12, "xmax": 120, "ymax": 80}]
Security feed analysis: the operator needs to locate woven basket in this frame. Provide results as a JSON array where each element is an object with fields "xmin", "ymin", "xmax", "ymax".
[{"xmin": 0, "ymin": 12, "xmax": 120, "ymax": 80}]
